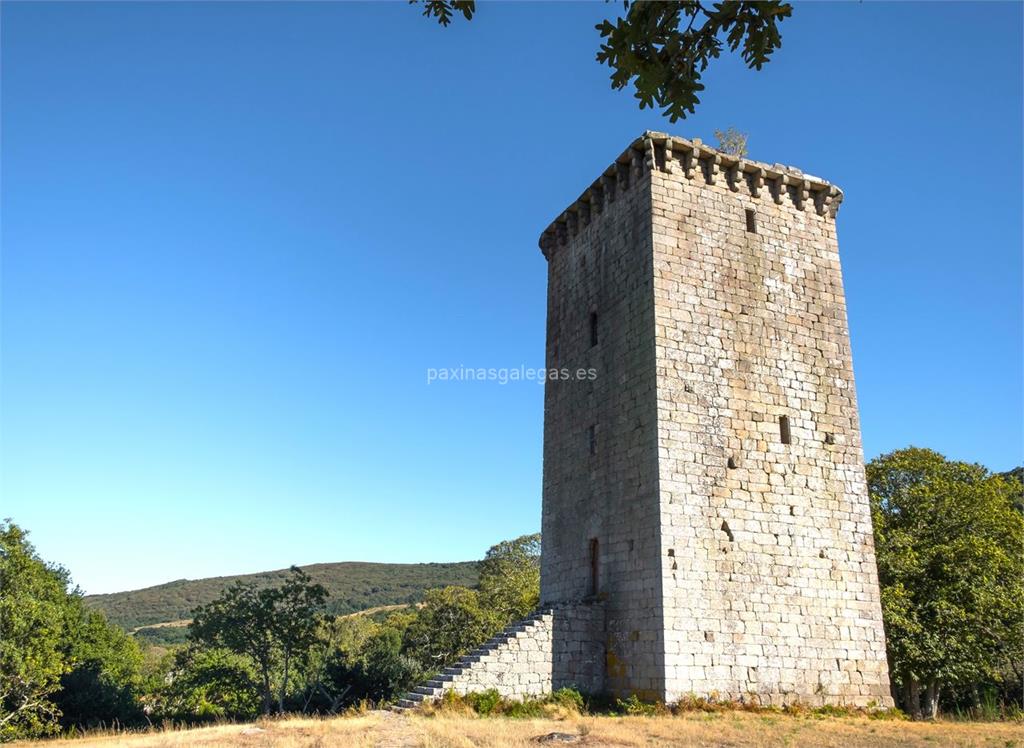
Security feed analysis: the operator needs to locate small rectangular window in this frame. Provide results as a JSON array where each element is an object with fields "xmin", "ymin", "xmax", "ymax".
[
  {"xmin": 745, "ymin": 208, "xmax": 757, "ymax": 234},
  {"xmin": 779, "ymin": 415, "xmax": 792, "ymax": 445},
  {"xmin": 589, "ymin": 538, "xmax": 600, "ymax": 595},
  {"xmin": 589, "ymin": 311, "xmax": 598, "ymax": 347},
  {"xmin": 588, "ymin": 424, "xmax": 597, "ymax": 456}
]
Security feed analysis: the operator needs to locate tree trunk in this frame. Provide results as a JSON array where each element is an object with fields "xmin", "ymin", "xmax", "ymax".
[
  {"xmin": 924, "ymin": 681, "xmax": 940, "ymax": 720},
  {"xmin": 904, "ymin": 678, "xmax": 923, "ymax": 720},
  {"xmin": 261, "ymin": 668, "xmax": 273, "ymax": 715},
  {"xmin": 970, "ymin": 684, "xmax": 981, "ymax": 714},
  {"xmin": 279, "ymin": 649, "xmax": 290, "ymax": 715}
]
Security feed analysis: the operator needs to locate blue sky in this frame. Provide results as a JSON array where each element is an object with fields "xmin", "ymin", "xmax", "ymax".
[{"xmin": 2, "ymin": 2, "xmax": 1020, "ymax": 595}]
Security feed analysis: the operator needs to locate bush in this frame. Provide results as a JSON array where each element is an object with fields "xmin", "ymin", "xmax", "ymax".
[
  {"xmin": 325, "ymin": 638, "xmax": 421, "ymax": 705},
  {"xmin": 463, "ymin": 689, "xmax": 502, "ymax": 716},
  {"xmin": 616, "ymin": 693, "xmax": 662, "ymax": 716},
  {"xmin": 429, "ymin": 688, "xmax": 586, "ymax": 718},
  {"xmin": 551, "ymin": 687, "xmax": 585, "ymax": 712},
  {"xmin": 154, "ymin": 647, "xmax": 262, "ymax": 722}
]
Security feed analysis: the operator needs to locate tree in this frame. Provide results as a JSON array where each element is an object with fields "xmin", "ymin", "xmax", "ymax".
[
  {"xmin": 477, "ymin": 533, "xmax": 541, "ymax": 624},
  {"xmin": 55, "ymin": 609, "xmax": 144, "ymax": 730},
  {"xmin": 325, "ymin": 626, "xmax": 420, "ymax": 705},
  {"xmin": 188, "ymin": 567, "xmax": 327, "ymax": 715},
  {"xmin": 271, "ymin": 570, "xmax": 329, "ymax": 713},
  {"xmin": 714, "ymin": 127, "xmax": 748, "ymax": 157},
  {"xmin": 0, "ymin": 522, "xmax": 147, "ymax": 739},
  {"xmin": 402, "ymin": 586, "xmax": 498, "ymax": 671},
  {"xmin": 417, "ymin": 1, "xmax": 793, "ymax": 121},
  {"xmin": 868, "ymin": 448, "xmax": 1024, "ymax": 719},
  {"xmin": 0, "ymin": 522, "xmax": 75, "ymax": 740},
  {"xmin": 157, "ymin": 647, "xmax": 261, "ymax": 722}
]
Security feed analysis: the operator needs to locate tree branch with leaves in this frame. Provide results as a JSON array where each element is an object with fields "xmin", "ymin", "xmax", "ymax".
[{"xmin": 413, "ymin": 1, "xmax": 792, "ymax": 121}]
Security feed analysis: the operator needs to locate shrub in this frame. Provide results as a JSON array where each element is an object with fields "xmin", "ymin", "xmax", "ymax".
[
  {"xmin": 155, "ymin": 647, "xmax": 261, "ymax": 722},
  {"xmin": 551, "ymin": 687, "xmax": 585, "ymax": 712},
  {"xmin": 463, "ymin": 689, "xmax": 502, "ymax": 716},
  {"xmin": 616, "ymin": 693, "xmax": 663, "ymax": 716},
  {"xmin": 429, "ymin": 688, "xmax": 588, "ymax": 718}
]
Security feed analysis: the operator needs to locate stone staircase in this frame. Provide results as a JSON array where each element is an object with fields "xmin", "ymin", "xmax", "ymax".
[{"xmin": 392, "ymin": 608, "xmax": 554, "ymax": 712}]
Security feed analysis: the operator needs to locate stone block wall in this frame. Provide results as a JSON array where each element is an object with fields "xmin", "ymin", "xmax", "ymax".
[
  {"xmin": 648, "ymin": 139, "xmax": 891, "ymax": 706},
  {"xmin": 551, "ymin": 600, "xmax": 606, "ymax": 694},
  {"xmin": 540, "ymin": 146, "xmax": 665, "ymax": 698}
]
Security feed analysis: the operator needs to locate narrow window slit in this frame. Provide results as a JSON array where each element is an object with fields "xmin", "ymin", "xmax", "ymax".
[
  {"xmin": 720, "ymin": 521, "xmax": 734, "ymax": 542},
  {"xmin": 779, "ymin": 415, "xmax": 792, "ymax": 445},
  {"xmin": 589, "ymin": 538, "xmax": 600, "ymax": 595},
  {"xmin": 727, "ymin": 456, "xmax": 738, "ymax": 470},
  {"xmin": 745, "ymin": 208, "xmax": 757, "ymax": 234},
  {"xmin": 589, "ymin": 311, "xmax": 598, "ymax": 347},
  {"xmin": 588, "ymin": 424, "xmax": 597, "ymax": 456}
]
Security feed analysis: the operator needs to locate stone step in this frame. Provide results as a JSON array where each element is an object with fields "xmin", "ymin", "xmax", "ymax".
[{"xmin": 393, "ymin": 607, "xmax": 551, "ymax": 711}]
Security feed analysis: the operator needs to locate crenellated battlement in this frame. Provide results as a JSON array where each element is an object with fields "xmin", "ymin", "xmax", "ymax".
[{"xmin": 538, "ymin": 130, "xmax": 844, "ymax": 259}]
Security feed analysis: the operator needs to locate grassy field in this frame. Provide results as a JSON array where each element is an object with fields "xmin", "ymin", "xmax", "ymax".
[{"xmin": 20, "ymin": 711, "xmax": 1023, "ymax": 747}]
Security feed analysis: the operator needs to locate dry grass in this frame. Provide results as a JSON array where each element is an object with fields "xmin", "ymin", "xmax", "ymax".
[{"xmin": 18, "ymin": 711, "xmax": 1023, "ymax": 748}]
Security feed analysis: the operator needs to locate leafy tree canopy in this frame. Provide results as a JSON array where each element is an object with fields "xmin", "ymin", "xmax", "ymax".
[
  {"xmin": 415, "ymin": 1, "xmax": 793, "ymax": 121},
  {"xmin": 868, "ymin": 448, "xmax": 1024, "ymax": 718},
  {"xmin": 1, "ymin": 521, "xmax": 144, "ymax": 740},
  {"xmin": 402, "ymin": 586, "xmax": 498, "ymax": 671},
  {"xmin": 157, "ymin": 647, "xmax": 262, "ymax": 722},
  {"xmin": 55, "ymin": 610, "xmax": 144, "ymax": 729},
  {"xmin": 478, "ymin": 533, "xmax": 541, "ymax": 625},
  {"xmin": 0, "ymin": 522, "xmax": 74, "ymax": 739},
  {"xmin": 189, "ymin": 567, "xmax": 327, "ymax": 715}
]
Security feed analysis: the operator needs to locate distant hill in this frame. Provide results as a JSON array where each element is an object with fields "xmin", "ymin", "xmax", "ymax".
[
  {"xmin": 1002, "ymin": 467, "xmax": 1023, "ymax": 513},
  {"xmin": 85, "ymin": 561, "xmax": 479, "ymax": 639}
]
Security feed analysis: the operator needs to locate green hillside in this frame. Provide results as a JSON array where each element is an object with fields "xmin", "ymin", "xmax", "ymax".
[{"xmin": 85, "ymin": 561, "xmax": 479, "ymax": 635}]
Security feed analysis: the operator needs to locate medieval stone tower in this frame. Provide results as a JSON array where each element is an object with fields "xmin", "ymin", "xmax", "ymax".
[
  {"xmin": 537, "ymin": 132, "xmax": 892, "ymax": 707},
  {"xmin": 396, "ymin": 132, "xmax": 892, "ymax": 711}
]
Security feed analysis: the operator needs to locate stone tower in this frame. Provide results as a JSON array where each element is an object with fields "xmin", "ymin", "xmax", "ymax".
[{"xmin": 537, "ymin": 132, "xmax": 892, "ymax": 707}]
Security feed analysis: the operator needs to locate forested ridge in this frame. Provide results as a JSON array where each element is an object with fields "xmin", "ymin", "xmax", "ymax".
[{"xmin": 84, "ymin": 561, "xmax": 479, "ymax": 632}]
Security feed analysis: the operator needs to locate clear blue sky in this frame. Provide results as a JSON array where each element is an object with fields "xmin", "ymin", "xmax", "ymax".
[{"xmin": 2, "ymin": 2, "xmax": 1020, "ymax": 595}]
